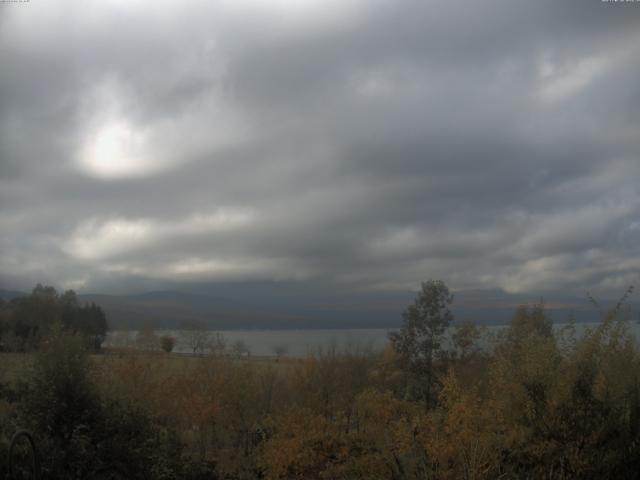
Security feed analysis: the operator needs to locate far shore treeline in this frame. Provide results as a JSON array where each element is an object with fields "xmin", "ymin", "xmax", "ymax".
[{"xmin": 0, "ymin": 284, "xmax": 107, "ymax": 352}]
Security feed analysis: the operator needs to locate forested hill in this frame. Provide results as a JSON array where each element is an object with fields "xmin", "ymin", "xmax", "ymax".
[
  {"xmin": 2, "ymin": 288, "xmax": 626, "ymax": 330},
  {"xmin": 0, "ymin": 290, "xmax": 24, "ymax": 301},
  {"xmin": 76, "ymin": 291, "xmax": 407, "ymax": 330}
]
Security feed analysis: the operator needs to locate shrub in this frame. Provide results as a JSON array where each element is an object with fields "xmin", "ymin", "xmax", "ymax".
[
  {"xmin": 20, "ymin": 323, "xmax": 186, "ymax": 479},
  {"xmin": 160, "ymin": 335, "xmax": 177, "ymax": 353}
]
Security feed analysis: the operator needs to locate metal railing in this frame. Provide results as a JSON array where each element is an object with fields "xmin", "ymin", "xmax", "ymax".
[{"xmin": 6, "ymin": 430, "xmax": 39, "ymax": 480}]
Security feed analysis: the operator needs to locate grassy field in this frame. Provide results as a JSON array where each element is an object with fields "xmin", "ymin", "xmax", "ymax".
[{"xmin": 0, "ymin": 348, "xmax": 299, "ymax": 388}]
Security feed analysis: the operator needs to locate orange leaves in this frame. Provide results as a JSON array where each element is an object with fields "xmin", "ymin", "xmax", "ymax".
[
  {"xmin": 419, "ymin": 370, "xmax": 502, "ymax": 480},
  {"xmin": 258, "ymin": 390, "xmax": 420, "ymax": 480},
  {"xmin": 170, "ymin": 373, "xmax": 222, "ymax": 427},
  {"xmin": 259, "ymin": 409, "xmax": 338, "ymax": 480}
]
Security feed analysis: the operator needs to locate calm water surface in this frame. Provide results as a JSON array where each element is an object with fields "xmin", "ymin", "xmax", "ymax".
[{"xmin": 105, "ymin": 321, "xmax": 640, "ymax": 357}]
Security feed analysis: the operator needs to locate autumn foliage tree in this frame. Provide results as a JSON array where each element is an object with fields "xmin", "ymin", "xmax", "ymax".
[{"xmin": 421, "ymin": 370, "xmax": 503, "ymax": 480}]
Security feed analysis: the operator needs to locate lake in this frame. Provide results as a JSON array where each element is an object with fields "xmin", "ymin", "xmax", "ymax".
[
  {"xmin": 105, "ymin": 320, "xmax": 640, "ymax": 357},
  {"xmin": 106, "ymin": 328, "xmax": 393, "ymax": 356}
]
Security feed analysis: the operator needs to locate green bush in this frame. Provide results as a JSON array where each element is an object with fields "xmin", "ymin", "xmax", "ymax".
[{"xmin": 20, "ymin": 324, "xmax": 186, "ymax": 479}]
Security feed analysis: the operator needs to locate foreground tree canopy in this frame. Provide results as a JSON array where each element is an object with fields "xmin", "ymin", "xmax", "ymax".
[{"xmin": 0, "ymin": 281, "xmax": 638, "ymax": 479}]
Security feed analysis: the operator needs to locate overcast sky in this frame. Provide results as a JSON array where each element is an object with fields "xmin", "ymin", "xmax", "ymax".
[{"xmin": 1, "ymin": 0, "xmax": 639, "ymax": 299}]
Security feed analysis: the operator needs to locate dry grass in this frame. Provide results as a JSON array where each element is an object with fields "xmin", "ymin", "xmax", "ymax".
[{"xmin": 0, "ymin": 353, "xmax": 32, "ymax": 387}]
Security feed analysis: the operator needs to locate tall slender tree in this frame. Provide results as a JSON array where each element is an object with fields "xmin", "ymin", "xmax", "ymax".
[{"xmin": 389, "ymin": 280, "xmax": 454, "ymax": 408}]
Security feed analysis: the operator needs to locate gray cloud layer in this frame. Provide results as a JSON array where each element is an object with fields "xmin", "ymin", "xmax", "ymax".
[{"xmin": 1, "ymin": 0, "xmax": 640, "ymax": 297}]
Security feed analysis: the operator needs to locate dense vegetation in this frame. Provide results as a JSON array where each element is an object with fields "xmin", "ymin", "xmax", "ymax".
[
  {"xmin": 0, "ymin": 285, "xmax": 107, "ymax": 352},
  {"xmin": 0, "ymin": 281, "xmax": 639, "ymax": 479}
]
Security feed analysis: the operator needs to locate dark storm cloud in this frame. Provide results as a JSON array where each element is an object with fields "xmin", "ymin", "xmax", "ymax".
[{"xmin": 1, "ymin": 0, "xmax": 640, "ymax": 298}]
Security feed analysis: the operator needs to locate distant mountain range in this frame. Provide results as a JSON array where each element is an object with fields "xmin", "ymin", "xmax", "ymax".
[
  {"xmin": 3, "ymin": 287, "xmax": 634, "ymax": 330},
  {"xmin": 2, "ymin": 288, "xmax": 399, "ymax": 329},
  {"xmin": 0, "ymin": 289, "xmax": 25, "ymax": 302}
]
